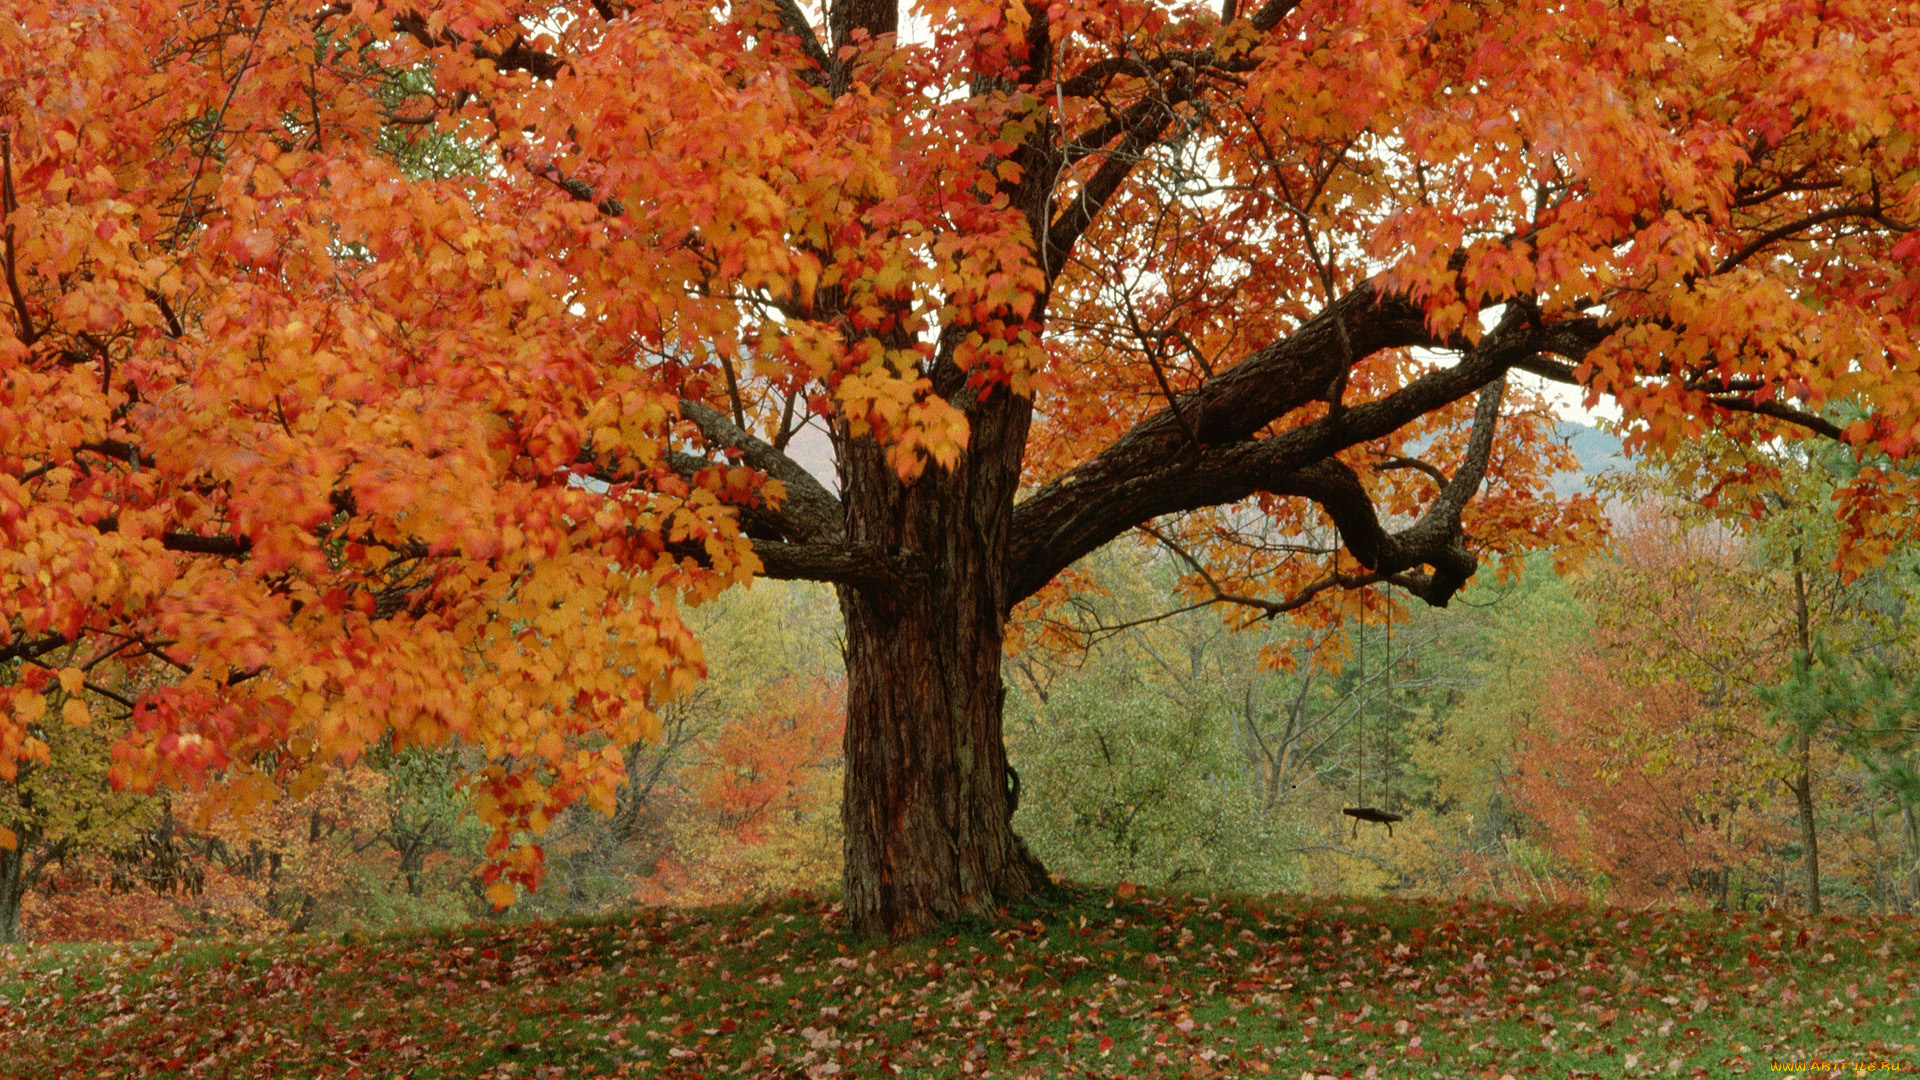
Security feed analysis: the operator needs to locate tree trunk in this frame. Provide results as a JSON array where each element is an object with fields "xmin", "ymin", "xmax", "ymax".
[
  {"xmin": 1903, "ymin": 799, "xmax": 1919, "ymax": 911},
  {"xmin": 1867, "ymin": 792, "xmax": 1890, "ymax": 913},
  {"xmin": 837, "ymin": 393, "xmax": 1051, "ymax": 939},
  {"xmin": 1792, "ymin": 747, "xmax": 1819, "ymax": 915},
  {"xmin": 0, "ymin": 840, "xmax": 26, "ymax": 945},
  {"xmin": 1791, "ymin": 564, "xmax": 1821, "ymax": 916},
  {"xmin": 401, "ymin": 840, "xmax": 426, "ymax": 897}
]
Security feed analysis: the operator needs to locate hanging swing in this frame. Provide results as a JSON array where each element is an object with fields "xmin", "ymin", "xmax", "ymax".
[
  {"xmin": 1343, "ymin": 583, "xmax": 1403, "ymax": 838},
  {"xmin": 1342, "ymin": 806, "xmax": 1403, "ymax": 836}
]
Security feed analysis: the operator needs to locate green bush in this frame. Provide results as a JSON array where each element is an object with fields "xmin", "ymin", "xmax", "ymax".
[{"xmin": 1011, "ymin": 672, "xmax": 1299, "ymax": 893}]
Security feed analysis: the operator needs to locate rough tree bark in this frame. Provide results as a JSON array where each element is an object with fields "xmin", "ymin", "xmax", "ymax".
[{"xmin": 836, "ymin": 392, "xmax": 1051, "ymax": 936}]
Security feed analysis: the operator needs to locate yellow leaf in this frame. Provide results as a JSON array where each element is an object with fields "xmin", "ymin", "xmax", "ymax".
[
  {"xmin": 486, "ymin": 880, "xmax": 516, "ymax": 908},
  {"xmin": 0, "ymin": 826, "xmax": 14, "ymax": 850},
  {"xmin": 62, "ymin": 698, "xmax": 91, "ymax": 727},
  {"xmin": 289, "ymin": 764, "xmax": 323, "ymax": 800},
  {"xmin": 58, "ymin": 668, "xmax": 85, "ymax": 696},
  {"xmin": 13, "ymin": 691, "xmax": 44, "ymax": 724}
]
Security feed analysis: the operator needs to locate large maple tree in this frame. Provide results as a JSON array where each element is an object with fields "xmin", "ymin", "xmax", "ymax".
[{"xmin": 1, "ymin": 0, "xmax": 1916, "ymax": 936}]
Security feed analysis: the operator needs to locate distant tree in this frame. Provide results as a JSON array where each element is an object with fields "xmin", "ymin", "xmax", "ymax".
[
  {"xmin": 664, "ymin": 675, "xmax": 846, "ymax": 901},
  {"xmin": 1512, "ymin": 648, "xmax": 1778, "ymax": 907},
  {"xmin": 0, "ymin": 661, "xmax": 163, "ymax": 943},
  {"xmin": 1611, "ymin": 439, "xmax": 1920, "ymax": 912},
  {"xmin": 1012, "ymin": 668, "xmax": 1296, "ymax": 893},
  {"xmin": 522, "ymin": 580, "xmax": 845, "ymax": 915},
  {"xmin": 365, "ymin": 745, "xmax": 487, "ymax": 900}
]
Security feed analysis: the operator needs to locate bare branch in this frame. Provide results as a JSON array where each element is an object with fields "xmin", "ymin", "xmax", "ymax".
[
  {"xmin": 1716, "ymin": 204, "xmax": 1911, "ymax": 274},
  {"xmin": 1705, "ymin": 396, "xmax": 1846, "ymax": 441},
  {"xmin": 1373, "ymin": 455, "xmax": 1449, "ymax": 486},
  {"xmin": 1516, "ymin": 350, "xmax": 1846, "ymax": 441}
]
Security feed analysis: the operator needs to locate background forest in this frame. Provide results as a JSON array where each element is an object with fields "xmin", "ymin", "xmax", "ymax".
[{"xmin": 7, "ymin": 425, "xmax": 1918, "ymax": 945}]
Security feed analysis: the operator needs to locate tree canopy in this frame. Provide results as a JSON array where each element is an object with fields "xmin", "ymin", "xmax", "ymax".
[{"xmin": 1, "ymin": 0, "xmax": 1917, "ymax": 935}]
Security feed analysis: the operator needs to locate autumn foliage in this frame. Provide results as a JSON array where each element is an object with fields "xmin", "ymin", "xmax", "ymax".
[
  {"xmin": 633, "ymin": 676, "xmax": 844, "ymax": 906},
  {"xmin": 0, "ymin": 4, "xmax": 734, "ymax": 901},
  {"xmin": 1513, "ymin": 652, "xmax": 1774, "ymax": 903},
  {"xmin": 2, "ymin": 0, "xmax": 1918, "ymax": 933}
]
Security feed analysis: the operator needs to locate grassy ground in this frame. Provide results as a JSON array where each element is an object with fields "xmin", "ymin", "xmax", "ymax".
[{"xmin": 3, "ymin": 887, "xmax": 1916, "ymax": 1079}]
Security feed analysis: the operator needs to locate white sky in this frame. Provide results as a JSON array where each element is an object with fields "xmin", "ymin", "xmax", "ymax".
[
  {"xmin": 780, "ymin": 366, "xmax": 1622, "ymax": 497},
  {"xmin": 1513, "ymin": 369, "xmax": 1623, "ymax": 428}
]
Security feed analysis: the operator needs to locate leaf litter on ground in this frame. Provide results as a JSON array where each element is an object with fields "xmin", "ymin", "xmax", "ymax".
[{"xmin": 3, "ymin": 887, "xmax": 1917, "ymax": 1078}]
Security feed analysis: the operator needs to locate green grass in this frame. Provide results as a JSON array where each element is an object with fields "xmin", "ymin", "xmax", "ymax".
[{"xmin": 3, "ymin": 888, "xmax": 1916, "ymax": 1078}]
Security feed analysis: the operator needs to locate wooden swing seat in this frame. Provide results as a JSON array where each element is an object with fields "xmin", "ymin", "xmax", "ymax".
[{"xmin": 1343, "ymin": 806, "xmax": 1403, "ymax": 837}]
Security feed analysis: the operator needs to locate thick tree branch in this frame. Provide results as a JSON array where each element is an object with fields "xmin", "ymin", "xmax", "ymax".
[
  {"xmin": 0, "ymin": 632, "xmax": 69, "ymax": 666},
  {"xmin": 1704, "ymin": 396, "xmax": 1847, "ymax": 441},
  {"xmin": 1246, "ymin": 0, "xmax": 1304, "ymax": 30},
  {"xmin": 752, "ymin": 540, "xmax": 918, "ymax": 587},
  {"xmin": 1008, "ymin": 301, "xmax": 1603, "ymax": 605},
  {"xmin": 766, "ymin": 0, "xmax": 835, "ymax": 85},
  {"xmin": 658, "ymin": 449, "xmax": 810, "ymax": 543},
  {"xmin": 158, "ymin": 531, "xmax": 254, "ymax": 556},
  {"xmin": 1012, "ymin": 281, "xmax": 1428, "ymax": 542},
  {"xmin": 679, "ymin": 400, "xmax": 844, "ymax": 543},
  {"xmin": 1265, "ymin": 376, "xmax": 1506, "ymax": 606},
  {"xmin": 1047, "ymin": 90, "xmax": 1193, "ymax": 272},
  {"xmin": 829, "ymin": 0, "xmax": 898, "ymax": 51}
]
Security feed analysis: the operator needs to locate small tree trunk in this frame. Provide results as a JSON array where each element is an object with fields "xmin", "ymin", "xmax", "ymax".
[
  {"xmin": 1791, "ymin": 564, "xmax": 1820, "ymax": 916},
  {"xmin": 0, "ymin": 841, "xmax": 27, "ymax": 944},
  {"xmin": 1867, "ymin": 793, "xmax": 1890, "ymax": 913},
  {"xmin": 1903, "ymin": 800, "xmax": 1920, "ymax": 910},
  {"xmin": 837, "ymin": 398, "xmax": 1050, "ymax": 939},
  {"xmin": 395, "ymin": 835, "xmax": 428, "ymax": 897},
  {"xmin": 1792, "ymin": 751, "xmax": 1819, "ymax": 915}
]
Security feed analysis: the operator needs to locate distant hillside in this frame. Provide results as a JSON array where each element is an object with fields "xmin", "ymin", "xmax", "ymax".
[{"xmin": 1550, "ymin": 420, "xmax": 1627, "ymax": 496}]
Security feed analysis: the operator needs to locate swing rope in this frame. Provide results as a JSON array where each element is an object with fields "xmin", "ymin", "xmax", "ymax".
[{"xmin": 1343, "ymin": 583, "xmax": 1403, "ymax": 837}]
